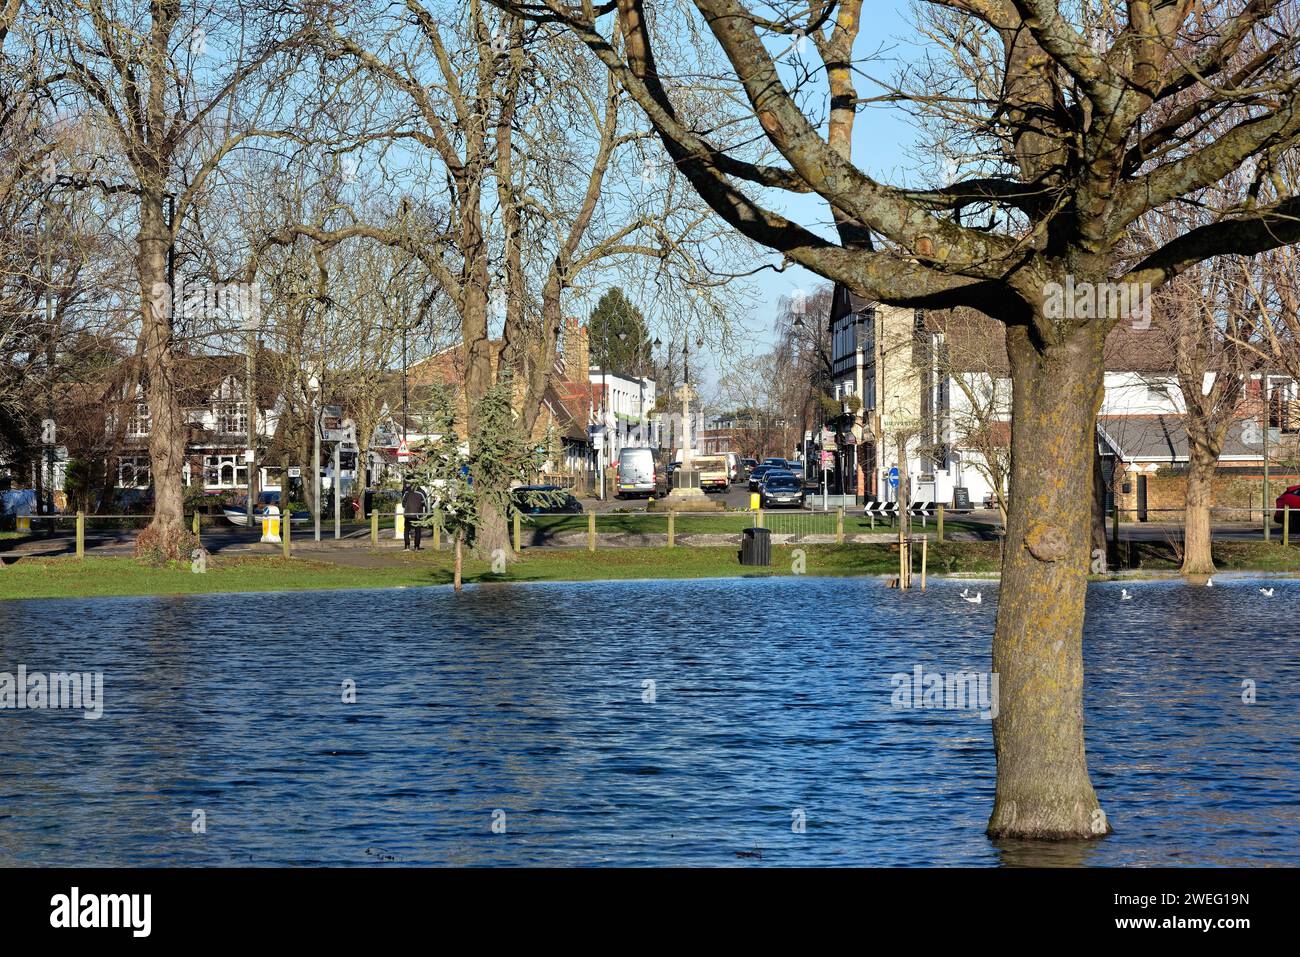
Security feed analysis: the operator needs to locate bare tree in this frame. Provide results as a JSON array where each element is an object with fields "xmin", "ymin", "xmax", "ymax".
[
  {"xmin": 39, "ymin": 0, "xmax": 309, "ymax": 545},
  {"xmin": 493, "ymin": 0, "xmax": 1300, "ymax": 838}
]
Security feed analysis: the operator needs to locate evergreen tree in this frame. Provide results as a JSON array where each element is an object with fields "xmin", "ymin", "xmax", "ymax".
[{"xmin": 587, "ymin": 288, "xmax": 651, "ymax": 377}]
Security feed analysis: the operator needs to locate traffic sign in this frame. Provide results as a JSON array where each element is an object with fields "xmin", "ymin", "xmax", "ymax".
[
  {"xmin": 288, "ymin": 467, "xmax": 302, "ymax": 479},
  {"xmin": 888, "ymin": 466, "xmax": 899, "ymax": 489},
  {"xmin": 396, "ymin": 439, "xmax": 410, "ymax": 463}
]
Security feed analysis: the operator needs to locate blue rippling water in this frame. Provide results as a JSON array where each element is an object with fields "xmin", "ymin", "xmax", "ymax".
[{"xmin": 0, "ymin": 575, "xmax": 1295, "ymax": 866}]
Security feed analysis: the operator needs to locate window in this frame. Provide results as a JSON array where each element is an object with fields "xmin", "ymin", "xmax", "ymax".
[
  {"xmin": 126, "ymin": 402, "xmax": 151, "ymax": 437},
  {"xmin": 118, "ymin": 456, "xmax": 151, "ymax": 488},
  {"xmin": 1268, "ymin": 379, "xmax": 1297, "ymax": 433},
  {"xmin": 217, "ymin": 402, "xmax": 247, "ymax": 435},
  {"xmin": 204, "ymin": 454, "xmax": 248, "ymax": 489}
]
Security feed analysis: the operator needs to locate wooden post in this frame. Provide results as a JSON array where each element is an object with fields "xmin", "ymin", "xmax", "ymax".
[
  {"xmin": 921, "ymin": 537, "xmax": 928, "ymax": 591},
  {"xmin": 836, "ymin": 506, "xmax": 844, "ymax": 544},
  {"xmin": 432, "ymin": 519, "xmax": 441, "ymax": 551},
  {"xmin": 756, "ymin": 507, "xmax": 764, "ymax": 529},
  {"xmin": 1284, "ymin": 506, "xmax": 1290, "ymax": 548},
  {"xmin": 1111, "ymin": 504, "xmax": 1120, "ymax": 568},
  {"xmin": 667, "ymin": 510, "xmax": 675, "ymax": 548},
  {"xmin": 937, "ymin": 505, "xmax": 945, "ymax": 543},
  {"xmin": 588, "ymin": 511, "xmax": 596, "ymax": 552},
  {"xmin": 76, "ymin": 510, "xmax": 85, "ymax": 559},
  {"xmin": 192, "ymin": 511, "xmax": 200, "ymax": 536},
  {"xmin": 513, "ymin": 510, "xmax": 522, "ymax": 553},
  {"xmin": 370, "ymin": 508, "xmax": 379, "ymax": 547},
  {"xmin": 282, "ymin": 512, "xmax": 291, "ymax": 559}
]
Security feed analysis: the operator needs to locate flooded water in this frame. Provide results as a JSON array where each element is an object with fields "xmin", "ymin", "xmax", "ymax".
[{"xmin": 0, "ymin": 576, "xmax": 1296, "ymax": 866}]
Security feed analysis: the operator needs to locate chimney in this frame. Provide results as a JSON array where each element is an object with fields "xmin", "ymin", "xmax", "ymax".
[{"xmin": 562, "ymin": 316, "xmax": 590, "ymax": 380}]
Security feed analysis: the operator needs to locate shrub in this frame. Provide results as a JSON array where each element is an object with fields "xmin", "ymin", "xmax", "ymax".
[{"xmin": 134, "ymin": 523, "xmax": 201, "ymax": 565}]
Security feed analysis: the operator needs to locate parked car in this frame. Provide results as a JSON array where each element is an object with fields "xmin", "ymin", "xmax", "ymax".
[
  {"xmin": 616, "ymin": 447, "xmax": 657, "ymax": 498},
  {"xmin": 747, "ymin": 464, "xmax": 776, "ymax": 491},
  {"xmin": 1274, "ymin": 485, "xmax": 1300, "ymax": 524},
  {"xmin": 724, "ymin": 451, "xmax": 744, "ymax": 485},
  {"xmin": 691, "ymin": 454, "xmax": 731, "ymax": 492},
  {"xmin": 511, "ymin": 485, "xmax": 583, "ymax": 514},
  {"xmin": 762, "ymin": 457, "xmax": 789, "ymax": 470},
  {"xmin": 741, "ymin": 457, "xmax": 759, "ymax": 477},
  {"xmin": 760, "ymin": 470, "xmax": 806, "ymax": 508}
]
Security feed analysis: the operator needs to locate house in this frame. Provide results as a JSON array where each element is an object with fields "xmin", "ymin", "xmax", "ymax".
[
  {"xmin": 406, "ymin": 317, "xmax": 605, "ymax": 483},
  {"xmin": 825, "ymin": 282, "xmax": 1300, "ymax": 515}
]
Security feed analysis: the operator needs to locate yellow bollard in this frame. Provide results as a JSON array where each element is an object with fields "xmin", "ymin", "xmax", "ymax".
[
  {"xmin": 750, "ymin": 492, "xmax": 760, "ymax": 511},
  {"xmin": 76, "ymin": 510, "xmax": 85, "ymax": 559},
  {"xmin": 588, "ymin": 511, "xmax": 596, "ymax": 552},
  {"xmin": 667, "ymin": 510, "xmax": 675, "ymax": 548},
  {"xmin": 756, "ymin": 508, "xmax": 764, "ymax": 529},
  {"xmin": 394, "ymin": 503, "xmax": 405, "ymax": 540},
  {"xmin": 283, "ymin": 512, "xmax": 291, "ymax": 559},
  {"xmin": 16, "ymin": 514, "xmax": 30, "ymax": 533},
  {"xmin": 937, "ymin": 505, "xmax": 945, "ymax": 543},
  {"xmin": 433, "ymin": 519, "xmax": 441, "ymax": 551},
  {"xmin": 1285, "ymin": 506, "xmax": 1290, "ymax": 548},
  {"xmin": 192, "ymin": 512, "xmax": 200, "ymax": 535},
  {"xmin": 371, "ymin": 509, "xmax": 379, "ymax": 547}
]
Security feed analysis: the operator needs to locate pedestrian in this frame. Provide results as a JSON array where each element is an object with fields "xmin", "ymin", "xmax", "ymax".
[{"xmin": 402, "ymin": 482, "xmax": 427, "ymax": 550}]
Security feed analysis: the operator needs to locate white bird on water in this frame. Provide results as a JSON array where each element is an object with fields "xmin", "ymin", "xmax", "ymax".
[
  {"xmin": 1120, "ymin": 589, "xmax": 1133, "ymax": 601},
  {"xmin": 1260, "ymin": 587, "xmax": 1275, "ymax": 597},
  {"xmin": 1205, "ymin": 577, "xmax": 1215, "ymax": 587},
  {"xmin": 961, "ymin": 592, "xmax": 983, "ymax": 604}
]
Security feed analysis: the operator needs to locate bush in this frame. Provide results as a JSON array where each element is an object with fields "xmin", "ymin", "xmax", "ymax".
[{"xmin": 134, "ymin": 523, "xmax": 201, "ymax": 565}]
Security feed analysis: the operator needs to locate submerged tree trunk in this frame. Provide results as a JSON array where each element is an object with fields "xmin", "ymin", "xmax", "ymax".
[
  {"xmin": 988, "ymin": 321, "xmax": 1109, "ymax": 841},
  {"xmin": 453, "ymin": 531, "xmax": 463, "ymax": 592},
  {"xmin": 1181, "ymin": 436, "xmax": 1221, "ymax": 576}
]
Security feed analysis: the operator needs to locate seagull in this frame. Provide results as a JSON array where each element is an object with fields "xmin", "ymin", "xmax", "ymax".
[
  {"xmin": 961, "ymin": 592, "xmax": 983, "ymax": 604},
  {"xmin": 959, "ymin": 587, "xmax": 970, "ymax": 598},
  {"xmin": 1120, "ymin": 589, "xmax": 1132, "ymax": 601},
  {"xmin": 1205, "ymin": 577, "xmax": 1215, "ymax": 587},
  {"xmin": 1260, "ymin": 587, "xmax": 1275, "ymax": 597}
]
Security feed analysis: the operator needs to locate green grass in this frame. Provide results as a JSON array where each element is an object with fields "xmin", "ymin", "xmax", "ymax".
[
  {"xmin": 1, "ymin": 537, "xmax": 1294, "ymax": 601},
  {"xmin": 1109, "ymin": 540, "xmax": 1300, "ymax": 573},
  {"xmin": 0, "ymin": 541, "xmax": 1003, "ymax": 601}
]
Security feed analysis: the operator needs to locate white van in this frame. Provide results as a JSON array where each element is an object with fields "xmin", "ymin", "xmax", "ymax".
[{"xmin": 616, "ymin": 447, "xmax": 657, "ymax": 498}]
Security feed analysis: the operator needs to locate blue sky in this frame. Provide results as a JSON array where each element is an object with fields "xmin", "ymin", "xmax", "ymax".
[{"xmin": 697, "ymin": 0, "xmax": 926, "ymax": 391}]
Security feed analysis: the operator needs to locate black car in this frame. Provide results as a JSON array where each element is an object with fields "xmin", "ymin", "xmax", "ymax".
[
  {"xmin": 511, "ymin": 485, "xmax": 583, "ymax": 514},
  {"xmin": 760, "ymin": 470, "xmax": 806, "ymax": 508},
  {"xmin": 747, "ymin": 464, "xmax": 777, "ymax": 491}
]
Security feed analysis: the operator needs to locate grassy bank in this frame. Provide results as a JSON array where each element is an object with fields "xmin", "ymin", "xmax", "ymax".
[
  {"xmin": 0, "ymin": 538, "xmax": 1294, "ymax": 600},
  {"xmin": 0, "ymin": 542, "xmax": 1000, "ymax": 600}
]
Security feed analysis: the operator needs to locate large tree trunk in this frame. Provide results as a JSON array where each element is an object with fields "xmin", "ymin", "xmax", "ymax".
[
  {"xmin": 988, "ymin": 321, "xmax": 1109, "ymax": 841},
  {"xmin": 138, "ymin": 193, "xmax": 185, "ymax": 534},
  {"xmin": 1181, "ymin": 435, "xmax": 1220, "ymax": 576}
]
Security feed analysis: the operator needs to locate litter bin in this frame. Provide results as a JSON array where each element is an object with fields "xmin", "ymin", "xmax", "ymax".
[{"xmin": 741, "ymin": 526, "xmax": 771, "ymax": 566}]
